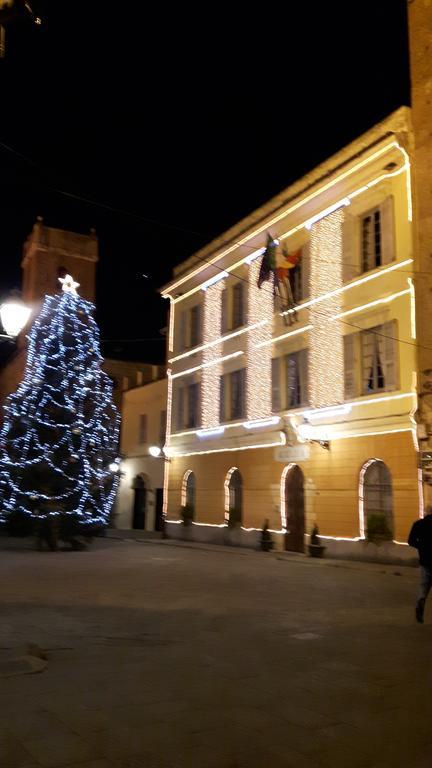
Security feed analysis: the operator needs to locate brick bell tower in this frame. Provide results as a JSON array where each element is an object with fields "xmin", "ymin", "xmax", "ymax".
[
  {"xmin": 21, "ymin": 217, "xmax": 98, "ymax": 304},
  {"xmin": 0, "ymin": 219, "xmax": 99, "ymax": 408}
]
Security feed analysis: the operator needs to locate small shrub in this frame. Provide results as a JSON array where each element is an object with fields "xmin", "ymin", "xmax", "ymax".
[
  {"xmin": 181, "ymin": 504, "xmax": 194, "ymax": 526},
  {"xmin": 228, "ymin": 507, "xmax": 242, "ymax": 528},
  {"xmin": 366, "ymin": 513, "xmax": 392, "ymax": 542}
]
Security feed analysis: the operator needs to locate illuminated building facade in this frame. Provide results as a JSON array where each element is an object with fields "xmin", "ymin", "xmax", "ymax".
[{"xmin": 160, "ymin": 106, "xmax": 425, "ymax": 559}]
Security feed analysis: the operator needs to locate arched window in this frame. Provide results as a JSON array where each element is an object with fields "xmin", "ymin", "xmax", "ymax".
[
  {"xmin": 181, "ymin": 470, "xmax": 195, "ymax": 512},
  {"xmin": 224, "ymin": 467, "xmax": 243, "ymax": 526},
  {"xmin": 281, "ymin": 464, "xmax": 305, "ymax": 552},
  {"xmin": 360, "ymin": 459, "xmax": 393, "ymax": 540}
]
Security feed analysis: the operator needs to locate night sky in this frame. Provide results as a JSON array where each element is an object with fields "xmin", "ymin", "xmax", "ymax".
[{"xmin": 0, "ymin": 1, "xmax": 410, "ymax": 363}]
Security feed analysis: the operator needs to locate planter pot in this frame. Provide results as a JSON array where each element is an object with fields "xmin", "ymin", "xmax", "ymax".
[{"xmin": 308, "ymin": 544, "xmax": 326, "ymax": 558}]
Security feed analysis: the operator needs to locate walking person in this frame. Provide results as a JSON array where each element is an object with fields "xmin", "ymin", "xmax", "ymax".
[{"xmin": 408, "ymin": 505, "xmax": 432, "ymax": 623}]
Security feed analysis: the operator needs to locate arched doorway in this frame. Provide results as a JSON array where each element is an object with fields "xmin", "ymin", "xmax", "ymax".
[
  {"xmin": 284, "ymin": 465, "xmax": 305, "ymax": 552},
  {"xmin": 361, "ymin": 460, "xmax": 393, "ymax": 540},
  {"xmin": 132, "ymin": 474, "xmax": 147, "ymax": 529},
  {"xmin": 181, "ymin": 470, "xmax": 196, "ymax": 523},
  {"xmin": 225, "ymin": 468, "xmax": 243, "ymax": 526}
]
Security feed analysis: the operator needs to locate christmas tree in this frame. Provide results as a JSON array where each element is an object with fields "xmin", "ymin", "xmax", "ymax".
[{"xmin": 0, "ymin": 275, "xmax": 120, "ymax": 539}]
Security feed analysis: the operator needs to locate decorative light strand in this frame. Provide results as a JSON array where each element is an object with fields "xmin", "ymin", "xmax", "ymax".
[
  {"xmin": 309, "ymin": 208, "xmax": 345, "ymax": 408},
  {"xmin": 171, "ymin": 350, "xmax": 243, "ymax": 380},
  {"xmin": 224, "ymin": 467, "xmax": 238, "ymax": 520},
  {"xmin": 163, "ymin": 140, "xmax": 406, "ymax": 299},
  {"xmin": 201, "ymin": 280, "xmax": 225, "ymax": 428},
  {"xmin": 0, "ymin": 288, "xmax": 120, "ymax": 527},
  {"xmin": 247, "ymin": 259, "xmax": 272, "ymax": 419},
  {"xmin": 181, "ymin": 469, "xmax": 193, "ymax": 507}
]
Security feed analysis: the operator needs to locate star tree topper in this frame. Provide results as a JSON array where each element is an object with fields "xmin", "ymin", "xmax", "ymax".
[{"xmin": 59, "ymin": 274, "xmax": 80, "ymax": 295}]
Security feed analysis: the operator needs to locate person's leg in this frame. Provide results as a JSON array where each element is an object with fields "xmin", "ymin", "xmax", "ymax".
[{"xmin": 416, "ymin": 566, "xmax": 432, "ymax": 623}]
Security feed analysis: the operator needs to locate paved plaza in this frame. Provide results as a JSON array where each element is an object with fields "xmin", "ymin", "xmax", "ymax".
[{"xmin": 0, "ymin": 537, "xmax": 431, "ymax": 768}]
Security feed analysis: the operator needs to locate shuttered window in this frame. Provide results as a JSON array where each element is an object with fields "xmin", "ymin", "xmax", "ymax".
[
  {"xmin": 361, "ymin": 321, "xmax": 397, "ymax": 394},
  {"xmin": 187, "ymin": 382, "xmax": 200, "ymax": 428},
  {"xmin": 232, "ymin": 283, "xmax": 244, "ymax": 329},
  {"xmin": 344, "ymin": 334, "xmax": 357, "ymax": 399},
  {"xmin": 361, "ymin": 198, "xmax": 394, "ymax": 274},
  {"xmin": 271, "ymin": 357, "xmax": 281, "ymax": 413},
  {"xmin": 190, "ymin": 305, "xmax": 201, "ymax": 348},
  {"xmin": 284, "ymin": 350, "xmax": 308, "ymax": 409},
  {"xmin": 138, "ymin": 414, "xmax": 147, "ymax": 444},
  {"xmin": 230, "ymin": 369, "xmax": 246, "ymax": 420}
]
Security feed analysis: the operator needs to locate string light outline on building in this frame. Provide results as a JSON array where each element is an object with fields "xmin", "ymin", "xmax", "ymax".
[
  {"xmin": 281, "ymin": 259, "xmax": 413, "ymax": 317},
  {"xmin": 168, "ymin": 320, "xmax": 267, "ymax": 364},
  {"xmin": 255, "ymin": 325, "xmax": 312, "ymax": 349},
  {"xmin": 168, "ymin": 258, "xmax": 413, "ymax": 367},
  {"xmin": 332, "ymin": 289, "xmax": 410, "ymax": 320},
  {"xmin": 169, "ymin": 392, "xmax": 415, "ymax": 439},
  {"xmin": 170, "ymin": 350, "xmax": 243, "ymax": 380},
  {"xmin": 302, "ymin": 404, "xmax": 352, "ymax": 421},
  {"xmin": 304, "ymin": 198, "xmax": 350, "ymax": 230},
  {"xmin": 196, "ymin": 426, "xmax": 225, "ymax": 438},
  {"xmin": 169, "ymin": 434, "xmax": 286, "ymax": 458},
  {"xmin": 201, "ymin": 280, "xmax": 225, "ymax": 428},
  {"xmin": 224, "ymin": 466, "xmax": 238, "ymax": 520},
  {"xmin": 243, "ymin": 416, "xmax": 280, "ymax": 429},
  {"xmin": 165, "ymin": 152, "xmax": 411, "ymax": 307},
  {"xmin": 201, "ymin": 271, "xmax": 229, "ymax": 291},
  {"xmin": 408, "ymin": 277, "xmax": 416, "ymax": 340},
  {"xmin": 180, "ymin": 469, "xmax": 193, "ymax": 507},
  {"xmin": 280, "ymin": 463, "xmax": 296, "ymax": 530},
  {"xmin": 162, "ymin": 140, "xmax": 406, "ymax": 298}
]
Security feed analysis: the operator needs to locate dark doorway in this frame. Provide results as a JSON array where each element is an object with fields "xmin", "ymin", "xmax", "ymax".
[
  {"xmin": 285, "ymin": 465, "xmax": 305, "ymax": 552},
  {"xmin": 132, "ymin": 475, "xmax": 146, "ymax": 529},
  {"xmin": 155, "ymin": 488, "xmax": 164, "ymax": 532}
]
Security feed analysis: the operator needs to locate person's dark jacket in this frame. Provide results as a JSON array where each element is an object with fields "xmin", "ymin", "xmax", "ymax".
[{"xmin": 408, "ymin": 514, "xmax": 432, "ymax": 567}]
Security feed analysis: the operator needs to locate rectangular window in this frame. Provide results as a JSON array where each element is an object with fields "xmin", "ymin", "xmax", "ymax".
[
  {"xmin": 361, "ymin": 321, "xmax": 397, "ymax": 395},
  {"xmin": 219, "ymin": 375, "xmax": 225, "ymax": 422},
  {"xmin": 187, "ymin": 382, "xmax": 200, "ymax": 428},
  {"xmin": 159, "ymin": 410, "xmax": 167, "ymax": 446},
  {"xmin": 138, "ymin": 414, "xmax": 147, "ymax": 444},
  {"xmin": 271, "ymin": 357, "xmax": 281, "ymax": 413},
  {"xmin": 344, "ymin": 334, "xmax": 357, "ymax": 399},
  {"xmin": 232, "ymin": 283, "xmax": 244, "ymax": 329},
  {"xmin": 122, "ymin": 376, "xmax": 129, "ymax": 391},
  {"xmin": 230, "ymin": 369, "xmax": 245, "ymax": 420},
  {"xmin": 284, "ymin": 350, "xmax": 308, "ymax": 408},
  {"xmin": 190, "ymin": 305, "xmax": 201, "ymax": 348},
  {"xmin": 176, "ymin": 387, "xmax": 184, "ymax": 431},
  {"xmin": 221, "ymin": 287, "xmax": 228, "ymax": 334},
  {"xmin": 179, "ymin": 310, "xmax": 187, "ymax": 351},
  {"xmin": 361, "ymin": 207, "xmax": 381, "ymax": 272}
]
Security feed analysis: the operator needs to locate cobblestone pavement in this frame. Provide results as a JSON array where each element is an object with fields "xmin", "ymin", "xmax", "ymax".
[{"xmin": 0, "ymin": 537, "xmax": 430, "ymax": 768}]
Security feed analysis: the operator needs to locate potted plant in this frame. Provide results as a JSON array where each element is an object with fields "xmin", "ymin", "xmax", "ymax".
[
  {"xmin": 180, "ymin": 504, "xmax": 194, "ymax": 526},
  {"xmin": 366, "ymin": 514, "xmax": 392, "ymax": 544},
  {"xmin": 308, "ymin": 524, "xmax": 326, "ymax": 558},
  {"xmin": 227, "ymin": 507, "xmax": 241, "ymax": 528}
]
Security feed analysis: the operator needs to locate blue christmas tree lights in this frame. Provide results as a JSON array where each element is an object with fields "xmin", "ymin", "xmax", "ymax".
[{"xmin": 0, "ymin": 276, "xmax": 120, "ymax": 530}]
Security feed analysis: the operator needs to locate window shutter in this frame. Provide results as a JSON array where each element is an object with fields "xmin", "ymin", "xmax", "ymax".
[
  {"xmin": 342, "ymin": 212, "xmax": 357, "ymax": 283},
  {"xmin": 380, "ymin": 197, "xmax": 395, "ymax": 265},
  {"xmin": 300, "ymin": 349, "xmax": 308, "ymax": 405},
  {"xmin": 271, "ymin": 357, "xmax": 280, "ymax": 413},
  {"xmin": 239, "ymin": 368, "xmax": 246, "ymax": 418},
  {"xmin": 286, "ymin": 354, "xmax": 298, "ymax": 408},
  {"xmin": 344, "ymin": 334, "xmax": 356, "ymax": 399},
  {"xmin": 179, "ymin": 310, "xmax": 187, "ymax": 351},
  {"xmin": 382, "ymin": 320, "xmax": 397, "ymax": 390},
  {"xmin": 219, "ymin": 375, "xmax": 225, "ymax": 422},
  {"xmin": 221, "ymin": 288, "xmax": 228, "ymax": 334},
  {"xmin": 176, "ymin": 387, "xmax": 184, "ymax": 430},
  {"xmin": 301, "ymin": 242, "xmax": 310, "ymax": 300},
  {"xmin": 233, "ymin": 283, "xmax": 244, "ymax": 328},
  {"xmin": 361, "ymin": 329, "xmax": 375, "ymax": 394},
  {"xmin": 190, "ymin": 305, "xmax": 201, "ymax": 347}
]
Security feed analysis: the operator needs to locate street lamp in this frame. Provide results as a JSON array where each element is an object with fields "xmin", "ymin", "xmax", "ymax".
[
  {"xmin": 149, "ymin": 445, "xmax": 170, "ymax": 462},
  {"xmin": 0, "ymin": 299, "xmax": 31, "ymax": 339},
  {"xmin": 109, "ymin": 460, "xmax": 121, "ymax": 473}
]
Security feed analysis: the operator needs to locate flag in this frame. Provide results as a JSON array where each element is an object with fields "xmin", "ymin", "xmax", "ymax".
[{"xmin": 258, "ymin": 234, "xmax": 278, "ymax": 288}]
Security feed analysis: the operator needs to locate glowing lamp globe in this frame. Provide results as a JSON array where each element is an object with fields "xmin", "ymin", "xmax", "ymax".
[
  {"xmin": 0, "ymin": 301, "xmax": 31, "ymax": 338},
  {"xmin": 109, "ymin": 461, "xmax": 120, "ymax": 473},
  {"xmin": 149, "ymin": 445, "xmax": 162, "ymax": 458}
]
